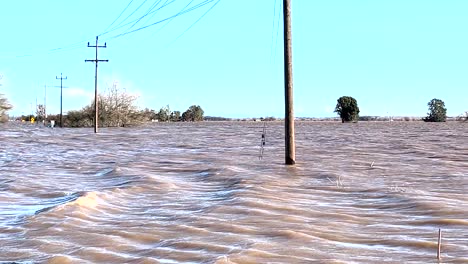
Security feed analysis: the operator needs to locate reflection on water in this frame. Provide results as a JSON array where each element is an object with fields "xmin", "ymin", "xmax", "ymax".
[{"xmin": 1, "ymin": 121, "xmax": 467, "ymax": 263}]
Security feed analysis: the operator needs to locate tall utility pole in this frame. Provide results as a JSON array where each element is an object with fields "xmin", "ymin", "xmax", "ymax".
[
  {"xmin": 56, "ymin": 73, "xmax": 67, "ymax": 128},
  {"xmin": 85, "ymin": 36, "xmax": 108, "ymax": 133},
  {"xmin": 284, "ymin": 0, "xmax": 295, "ymax": 165}
]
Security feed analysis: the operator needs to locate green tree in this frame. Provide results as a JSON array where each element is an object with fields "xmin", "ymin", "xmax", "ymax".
[
  {"xmin": 170, "ymin": 111, "xmax": 181, "ymax": 122},
  {"xmin": 157, "ymin": 105, "xmax": 171, "ymax": 122},
  {"xmin": 334, "ymin": 96, "xmax": 360, "ymax": 123},
  {"xmin": 140, "ymin": 108, "xmax": 157, "ymax": 121},
  {"xmin": 423, "ymin": 98, "xmax": 447, "ymax": 122},
  {"xmin": 182, "ymin": 105, "xmax": 204, "ymax": 122},
  {"xmin": 65, "ymin": 110, "xmax": 93, "ymax": 127}
]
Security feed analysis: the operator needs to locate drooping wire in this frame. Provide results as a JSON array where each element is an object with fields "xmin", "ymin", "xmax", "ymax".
[
  {"xmin": 127, "ymin": 0, "xmax": 164, "ymax": 30},
  {"xmin": 150, "ymin": 0, "xmax": 196, "ymax": 37},
  {"xmin": 4, "ymin": 0, "xmax": 221, "ymax": 58},
  {"xmin": 275, "ymin": 1, "xmax": 282, "ymax": 54},
  {"xmin": 170, "ymin": 0, "xmax": 221, "ymax": 43},
  {"xmin": 270, "ymin": 0, "xmax": 278, "ymax": 62},
  {"xmin": 143, "ymin": 0, "xmax": 173, "ymax": 25},
  {"xmin": 113, "ymin": 0, "xmax": 150, "ymax": 30},
  {"xmin": 270, "ymin": 0, "xmax": 282, "ymax": 64},
  {"xmin": 106, "ymin": 0, "xmax": 219, "ymax": 41},
  {"xmin": 98, "ymin": 0, "xmax": 177, "ymax": 38},
  {"xmin": 102, "ymin": 0, "xmax": 135, "ymax": 33}
]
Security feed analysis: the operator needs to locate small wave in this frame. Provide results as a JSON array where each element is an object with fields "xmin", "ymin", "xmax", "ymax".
[
  {"xmin": 0, "ymin": 191, "xmax": 87, "ymax": 226},
  {"xmin": 94, "ymin": 167, "xmax": 116, "ymax": 177},
  {"xmin": 69, "ymin": 192, "xmax": 99, "ymax": 209},
  {"xmin": 34, "ymin": 192, "xmax": 84, "ymax": 216}
]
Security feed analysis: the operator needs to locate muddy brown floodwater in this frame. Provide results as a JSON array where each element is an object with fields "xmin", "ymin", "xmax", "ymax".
[{"xmin": 0, "ymin": 121, "xmax": 467, "ymax": 263}]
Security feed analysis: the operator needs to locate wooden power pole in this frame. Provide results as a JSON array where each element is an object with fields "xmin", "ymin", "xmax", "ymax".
[
  {"xmin": 85, "ymin": 36, "xmax": 108, "ymax": 133},
  {"xmin": 284, "ymin": 0, "xmax": 295, "ymax": 165},
  {"xmin": 56, "ymin": 73, "xmax": 67, "ymax": 128}
]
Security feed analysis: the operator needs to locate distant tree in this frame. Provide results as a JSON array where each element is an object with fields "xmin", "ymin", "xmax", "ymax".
[
  {"xmin": 170, "ymin": 111, "xmax": 181, "ymax": 122},
  {"xmin": 334, "ymin": 96, "xmax": 360, "ymax": 123},
  {"xmin": 0, "ymin": 95, "xmax": 11, "ymax": 123},
  {"xmin": 63, "ymin": 82, "xmax": 142, "ymax": 127},
  {"xmin": 0, "ymin": 75, "xmax": 12, "ymax": 122},
  {"xmin": 99, "ymin": 82, "xmax": 141, "ymax": 126},
  {"xmin": 157, "ymin": 105, "xmax": 171, "ymax": 122},
  {"xmin": 140, "ymin": 108, "xmax": 158, "ymax": 121},
  {"xmin": 423, "ymin": 98, "xmax": 447, "ymax": 122},
  {"xmin": 182, "ymin": 105, "xmax": 204, "ymax": 122},
  {"xmin": 35, "ymin": 104, "xmax": 45, "ymax": 122}
]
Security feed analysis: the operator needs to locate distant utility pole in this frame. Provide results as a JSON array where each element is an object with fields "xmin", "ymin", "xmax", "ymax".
[
  {"xmin": 56, "ymin": 73, "xmax": 67, "ymax": 128},
  {"xmin": 85, "ymin": 36, "xmax": 108, "ymax": 133},
  {"xmin": 44, "ymin": 84, "xmax": 47, "ymax": 119},
  {"xmin": 284, "ymin": 0, "xmax": 295, "ymax": 165}
]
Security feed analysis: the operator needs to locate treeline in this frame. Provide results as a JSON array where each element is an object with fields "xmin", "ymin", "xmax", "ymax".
[
  {"xmin": 334, "ymin": 96, "xmax": 464, "ymax": 123},
  {"xmin": 18, "ymin": 84, "xmax": 204, "ymax": 127}
]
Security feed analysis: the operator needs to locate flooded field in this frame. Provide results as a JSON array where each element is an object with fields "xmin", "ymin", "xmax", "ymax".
[{"xmin": 0, "ymin": 121, "xmax": 467, "ymax": 263}]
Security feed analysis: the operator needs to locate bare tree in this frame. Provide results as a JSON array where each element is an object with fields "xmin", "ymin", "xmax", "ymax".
[
  {"xmin": 457, "ymin": 111, "xmax": 468, "ymax": 122},
  {"xmin": 36, "ymin": 104, "xmax": 45, "ymax": 122},
  {"xmin": 0, "ymin": 75, "xmax": 12, "ymax": 122},
  {"xmin": 87, "ymin": 81, "xmax": 142, "ymax": 127}
]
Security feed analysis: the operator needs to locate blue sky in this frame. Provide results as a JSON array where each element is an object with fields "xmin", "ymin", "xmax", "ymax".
[{"xmin": 1, "ymin": 0, "xmax": 467, "ymax": 118}]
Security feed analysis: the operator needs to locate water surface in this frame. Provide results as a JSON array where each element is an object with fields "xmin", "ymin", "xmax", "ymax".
[{"xmin": 1, "ymin": 121, "xmax": 467, "ymax": 263}]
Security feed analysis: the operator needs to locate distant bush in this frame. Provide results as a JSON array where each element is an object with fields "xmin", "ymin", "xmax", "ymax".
[{"xmin": 359, "ymin": 116, "xmax": 378, "ymax": 121}]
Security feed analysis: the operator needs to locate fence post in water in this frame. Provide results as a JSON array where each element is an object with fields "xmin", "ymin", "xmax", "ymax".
[
  {"xmin": 283, "ymin": 0, "xmax": 295, "ymax": 165},
  {"xmin": 437, "ymin": 228, "xmax": 442, "ymax": 260}
]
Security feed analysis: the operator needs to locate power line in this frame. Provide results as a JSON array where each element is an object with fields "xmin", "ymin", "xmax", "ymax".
[
  {"xmin": 103, "ymin": 0, "xmax": 135, "ymax": 32},
  {"xmin": 107, "ymin": 0, "xmax": 219, "ymax": 40},
  {"xmin": 115, "ymin": 0, "xmax": 150, "ymax": 30},
  {"xmin": 3, "ymin": 0, "xmax": 221, "ymax": 58},
  {"xmin": 270, "ymin": 0, "xmax": 282, "ymax": 63},
  {"xmin": 127, "ymin": 0, "xmax": 162, "ymax": 30},
  {"xmin": 143, "ymin": 0, "xmax": 174, "ymax": 26},
  {"xmin": 270, "ymin": 0, "xmax": 278, "ymax": 62},
  {"xmin": 171, "ymin": 0, "xmax": 220, "ymax": 43},
  {"xmin": 98, "ymin": 0, "xmax": 177, "ymax": 38},
  {"xmin": 275, "ymin": 1, "xmax": 282, "ymax": 58},
  {"xmin": 151, "ymin": 0, "xmax": 196, "ymax": 38}
]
